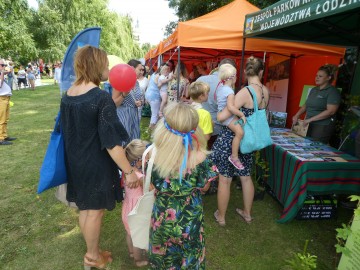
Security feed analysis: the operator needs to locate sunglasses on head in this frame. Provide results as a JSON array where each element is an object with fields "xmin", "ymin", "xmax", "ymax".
[{"xmin": 0, "ymin": 64, "xmax": 6, "ymax": 67}]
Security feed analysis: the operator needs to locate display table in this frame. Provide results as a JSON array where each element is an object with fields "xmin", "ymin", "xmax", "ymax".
[{"xmin": 263, "ymin": 128, "xmax": 360, "ymax": 223}]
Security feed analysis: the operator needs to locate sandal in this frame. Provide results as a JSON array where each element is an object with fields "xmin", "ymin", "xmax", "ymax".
[
  {"xmin": 214, "ymin": 210, "xmax": 226, "ymax": 227},
  {"xmin": 84, "ymin": 253, "xmax": 111, "ymax": 270},
  {"xmin": 228, "ymin": 156, "xmax": 245, "ymax": 170},
  {"xmin": 236, "ymin": 208, "xmax": 253, "ymax": 224},
  {"xmin": 100, "ymin": 250, "xmax": 113, "ymax": 263}
]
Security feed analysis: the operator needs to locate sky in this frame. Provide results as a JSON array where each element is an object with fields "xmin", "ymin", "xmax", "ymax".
[
  {"xmin": 27, "ymin": 0, "xmax": 178, "ymax": 45},
  {"xmin": 108, "ymin": 0, "xmax": 178, "ymax": 45}
]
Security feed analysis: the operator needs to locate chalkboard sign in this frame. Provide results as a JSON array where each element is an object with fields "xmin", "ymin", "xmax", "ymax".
[{"xmin": 296, "ymin": 195, "xmax": 337, "ymax": 220}]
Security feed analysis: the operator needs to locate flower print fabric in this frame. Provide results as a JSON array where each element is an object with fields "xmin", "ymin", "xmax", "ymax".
[
  {"xmin": 149, "ymin": 158, "xmax": 217, "ymax": 269},
  {"xmin": 210, "ymin": 107, "xmax": 255, "ymax": 177},
  {"xmin": 167, "ymin": 77, "xmax": 189, "ymax": 103}
]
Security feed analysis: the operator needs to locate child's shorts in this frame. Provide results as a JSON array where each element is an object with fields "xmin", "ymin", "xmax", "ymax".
[
  {"xmin": 222, "ymin": 115, "xmax": 235, "ymax": 126},
  {"xmin": 160, "ymin": 88, "xmax": 168, "ymax": 95}
]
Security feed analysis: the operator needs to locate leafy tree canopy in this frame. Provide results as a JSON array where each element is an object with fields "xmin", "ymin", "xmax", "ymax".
[
  {"xmin": 0, "ymin": 0, "xmax": 37, "ymax": 62},
  {"xmin": 0, "ymin": 0, "xmax": 145, "ymax": 65}
]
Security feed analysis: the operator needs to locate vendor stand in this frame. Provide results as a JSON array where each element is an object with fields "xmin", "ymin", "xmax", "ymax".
[
  {"xmin": 242, "ymin": 0, "xmax": 360, "ymax": 90},
  {"xmin": 244, "ymin": 2, "xmax": 360, "ymax": 267},
  {"xmin": 264, "ymin": 129, "xmax": 360, "ymax": 223}
]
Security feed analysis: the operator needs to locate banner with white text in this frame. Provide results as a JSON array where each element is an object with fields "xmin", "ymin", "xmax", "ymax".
[{"xmin": 244, "ymin": 0, "xmax": 359, "ymax": 37}]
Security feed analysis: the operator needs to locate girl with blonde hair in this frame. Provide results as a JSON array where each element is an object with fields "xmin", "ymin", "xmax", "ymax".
[
  {"xmin": 122, "ymin": 139, "xmax": 150, "ymax": 267},
  {"xmin": 215, "ymin": 63, "xmax": 246, "ymax": 170},
  {"xmin": 148, "ymin": 103, "xmax": 217, "ymax": 269},
  {"xmin": 157, "ymin": 63, "xmax": 172, "ymax": 117}
]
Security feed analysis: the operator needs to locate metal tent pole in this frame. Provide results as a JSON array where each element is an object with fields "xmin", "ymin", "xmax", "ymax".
[
  {"xmin": 239, "ymin": 38, "xmax": 246, "ymax": 87},
  {"xmin": 177, "ymin": 46, "xmax": 181, "ymax": 101}
]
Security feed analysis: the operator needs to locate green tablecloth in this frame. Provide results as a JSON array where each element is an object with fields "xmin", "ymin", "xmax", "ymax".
[{"xmin": 263, "ymin": 129, "xmax": 360, "ymax": 223}]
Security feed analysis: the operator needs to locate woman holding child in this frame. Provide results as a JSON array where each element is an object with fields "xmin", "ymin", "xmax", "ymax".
[{"xmin": 210, "ymin": 56, "xmax": 269, "ymax": 225}]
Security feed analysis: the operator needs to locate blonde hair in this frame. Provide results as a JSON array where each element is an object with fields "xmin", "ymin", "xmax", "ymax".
[
  {"xmin": 125, "ymin": 139, "xmax": 150, "ymax": 164},
  {"xmin": 153, "ymin": 103, "xmax": 207, "ymax": 178},
  {"xmin": 73, "ymin": 45, "xmax": 108, "ymax": 86},
  {"xmin": 189, "ymin": 81, "xmax": 210, "ymax": 101},
  {"xmin": 245, "ymin": 56, "xmax": 264, "ymax": 77},
  {"xmin": 218, "ymin": 63, "xmax": 236, "ymax": 81}
]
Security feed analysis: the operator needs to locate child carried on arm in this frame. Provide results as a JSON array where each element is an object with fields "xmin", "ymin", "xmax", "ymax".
[
  {"xmin": 156, "ymin": 64, "xmax": 172, "ymax": 117},
  {"xmin": 215, "ymin": 64, "xmax": 246, "ymax": 170}
]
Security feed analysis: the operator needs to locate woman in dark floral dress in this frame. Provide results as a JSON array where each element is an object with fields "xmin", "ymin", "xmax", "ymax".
[
  {"xmin": 148, "ymin": 103, "xmax": 217, "ymax": 269},
  {"xmin": 210, "ymin": 56, "xmax": 269, "ymax": 226}
]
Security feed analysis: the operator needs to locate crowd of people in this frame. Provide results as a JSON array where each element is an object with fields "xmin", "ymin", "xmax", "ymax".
[
  {"xmin": 0, "ymin": 59, "xmax": 63, "ymax": 91},
  {"xmin": 57, "ymin": 45, "xmax": 274, "ymax": 269},
  {"xmin": 4, "ymin": 43, "xmax": 342, "ymax": 268},
  {"xmin": 0, "ymin": 58, "xmax": 63, "ymax": 146}
]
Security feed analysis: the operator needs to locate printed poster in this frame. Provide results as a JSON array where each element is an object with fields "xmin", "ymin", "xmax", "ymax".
[{"xmin": 265, "ymin": 55, "xmax": 290, "ymax": 113}]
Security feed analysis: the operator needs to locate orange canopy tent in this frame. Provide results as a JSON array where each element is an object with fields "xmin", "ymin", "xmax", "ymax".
[{"xmin": 145, "ymin": 0, "xmax": 344, "ymax": 62}]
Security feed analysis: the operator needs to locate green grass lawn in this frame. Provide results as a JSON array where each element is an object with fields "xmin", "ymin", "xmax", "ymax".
[{"xmin": 0, "ymin": 84, "xmax": 353, "ymax": 269}]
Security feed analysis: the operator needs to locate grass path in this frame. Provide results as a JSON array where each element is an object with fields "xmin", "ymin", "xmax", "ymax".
[{"xmin": 0, "ymin": 84, "xmax": 352, "ymax": 269}]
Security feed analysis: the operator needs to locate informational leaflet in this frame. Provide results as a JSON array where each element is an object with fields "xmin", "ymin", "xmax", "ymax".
[{"xmin": 270, "ymin": 128, "xmax": 345, "ymax": 162}]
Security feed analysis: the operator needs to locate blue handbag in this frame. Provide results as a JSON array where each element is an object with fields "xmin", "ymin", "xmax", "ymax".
[
  {"xmin": 240, "ymin": 86, "xmax": 272, "ymax": 154},
  {"xmin": 37, "ymin": 112, "xmax": 67, "ymax": 194}
]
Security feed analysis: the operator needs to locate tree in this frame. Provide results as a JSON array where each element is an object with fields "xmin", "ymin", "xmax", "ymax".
[
  {"xmin": 251, "ymin": 0, "xmax": 279, "ymax": 9},
  {"xmin": 164, "ymin": 21, "xmax": 178, "ymax": 38},
  {"xmin": 0, "ymin": 0, "xmax": 37, "ymax": 63},
  {"xmin": 31, "ymin": 3, "xmax": 68, "ymax": 62},
  {"xmin": 1, "ymin": 0, "xmax": 145, "ymax": 64},
  {"xmin": 168, "ymin": 0, "xmax": 233, "ymax": 21},
  {"xmin": 165, "ymin": 0, "xmax": 279, "ymax": 37},
  {"xmin": 33, "ymin": 0, "xmax": 144, "ymax": 62},
  {"xmin": 141, "ymin": 43, "xmax": 152, "ymax": 54}
]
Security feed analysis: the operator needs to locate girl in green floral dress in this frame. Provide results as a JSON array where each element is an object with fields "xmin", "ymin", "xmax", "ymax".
[{"xmin": 148, "ymin": 103, "xmax": 218, "ymax": 269}]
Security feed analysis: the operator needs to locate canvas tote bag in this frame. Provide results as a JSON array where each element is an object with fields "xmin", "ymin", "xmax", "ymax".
[
  {"xmin": 128, "ymin": 144, "xmax": 156, "ymax": 249},
  {"xmin": 240, "ymin": 86, "xmax": 272, "ymax": 154},
  {"xmin": 55, "ymin": 184, "xmax": 78, "ymax": 209}
]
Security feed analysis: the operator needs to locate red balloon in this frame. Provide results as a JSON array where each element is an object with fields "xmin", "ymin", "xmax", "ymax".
[{"xmin": 109, "ymin": 64, "xmax": 137, "ymax": 92}]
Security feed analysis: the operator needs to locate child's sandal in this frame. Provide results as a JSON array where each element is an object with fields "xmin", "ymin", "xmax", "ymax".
[{"xmin": 228, "ymin": 156, "xmax": 245, "ymax": 170}]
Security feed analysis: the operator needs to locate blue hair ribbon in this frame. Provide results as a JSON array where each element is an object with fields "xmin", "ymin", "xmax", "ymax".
[{"xmin": 164, "ymin": 119, "xmax": 196, "ymax": 184}]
